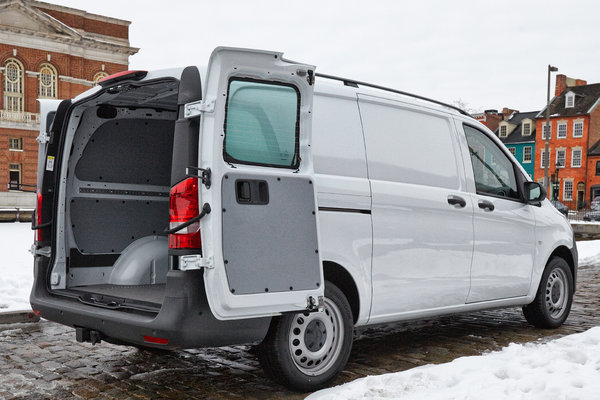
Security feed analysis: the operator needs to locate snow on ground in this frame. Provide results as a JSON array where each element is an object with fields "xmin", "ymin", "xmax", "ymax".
[
  {"xmin": 576, "ymin": 239, "xmax": 600, "ymax": 265},
  {"xmin": 0, "ymin": 222, "xmax": 34, "ymax": 311},
  {"xmin": 308, "ymin": 327, "xmax": 600, "ymax": 400}
]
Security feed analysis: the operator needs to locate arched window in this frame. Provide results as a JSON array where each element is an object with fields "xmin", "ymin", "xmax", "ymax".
[
  {"xmin": 93, "ymin": 71, "xmax": 108, "ymax": 86},
  {"xmin": 39, "ymin": 63, "xmax": 57, "ymax": 98},
  {"xmin": 4, "ymin": 58, "xmax": 24, "ymax": 112}
]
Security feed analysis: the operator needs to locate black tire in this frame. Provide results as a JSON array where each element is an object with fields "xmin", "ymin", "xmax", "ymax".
[
  {"xmin": 256, "ymin": 281, "xmax": 353, "ymax": 392},
  {"xmin": 522, "ymin": 256, "xmax": 573, "ymax": 328}
]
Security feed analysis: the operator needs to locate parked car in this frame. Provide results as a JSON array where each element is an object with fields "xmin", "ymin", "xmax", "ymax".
[
  {"xmin": 30, "ymin": 47, "xmax": 577, "ymax": 392},
  {"xmin": 583, "ymin": 203, "xmax": 600, "ymax": 221},
  {"xmin": 551, "ymin": 200, "xmax": 569, "ymax": 217}
]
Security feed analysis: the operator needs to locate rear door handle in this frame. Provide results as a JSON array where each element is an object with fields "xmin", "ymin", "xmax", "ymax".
[
  {"xmin": 478, "ymin": 200, "xmax": 495, "ymax": 212},
  {"xmin": 447, "ymin": 195, "xmax": 466, "ymax": 208}
]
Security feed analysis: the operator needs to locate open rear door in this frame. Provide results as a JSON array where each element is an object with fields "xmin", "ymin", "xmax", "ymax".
[{"xmin": 195, "ymin": 47, "xmax": 321, "ymax": 320}]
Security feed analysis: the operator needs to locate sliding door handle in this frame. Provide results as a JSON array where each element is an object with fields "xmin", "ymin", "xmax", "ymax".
[{"xmin": 447, "ymin": 195, "xmax": 466, "ymax": 208}]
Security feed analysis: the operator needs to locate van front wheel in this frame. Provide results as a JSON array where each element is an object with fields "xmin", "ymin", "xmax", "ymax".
[
  {"xmin": 257, "ymin": 281, "xmax": 353, "ymax": 392},
  {"xmin": 522, "ymin": 257, "xmax": 573, "ymax": 329}
]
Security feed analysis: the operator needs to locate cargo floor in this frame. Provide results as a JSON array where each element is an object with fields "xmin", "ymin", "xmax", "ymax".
[{"xmin": 70, "ymin": 284, "xmax": 166, "ymax": 305}]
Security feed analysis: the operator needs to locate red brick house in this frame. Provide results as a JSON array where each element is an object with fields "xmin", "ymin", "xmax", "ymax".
[
  {"xmin": 0, "ymin": 0, "xmax": 137, "ymax": 206},
  {"xmin": 534, "ymin": 75, "xmax": 600, "ymax": 208}
]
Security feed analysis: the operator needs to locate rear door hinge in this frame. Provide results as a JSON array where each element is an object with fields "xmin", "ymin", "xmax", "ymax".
[
  {"xmin": 179, "ymin": 255, "xmax": 213, "ymax": 271},
  {"xmin": 36, "ymin": 132, "xmax": 50, "ymax": 144},
  {"xmin": 184, "ymin": 99, "xmax": 215, "ymax": 118},
  {"xmin": 186, "ymin": 166, "xmax": 211, "ymax": 189}
]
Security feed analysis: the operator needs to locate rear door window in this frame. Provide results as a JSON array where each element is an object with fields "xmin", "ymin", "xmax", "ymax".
[{"xmin": 224, "ymin": 79, "xmax": 300, "ymax": 168}]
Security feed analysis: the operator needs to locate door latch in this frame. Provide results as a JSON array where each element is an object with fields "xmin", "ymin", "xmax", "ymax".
[{"xmin": 179, "ymin": 255, "xmax": 213, "ymax": 271}]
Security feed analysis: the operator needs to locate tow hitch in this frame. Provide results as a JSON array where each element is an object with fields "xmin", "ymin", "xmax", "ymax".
[{"xmin": 76, "ymin": 327, "xmax": 103, "ymax": 345}]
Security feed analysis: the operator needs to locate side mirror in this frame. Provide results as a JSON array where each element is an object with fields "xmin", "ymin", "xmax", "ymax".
[{"xmin": 523, "ymin": 182, "xmax": 546, "ymax": 204}]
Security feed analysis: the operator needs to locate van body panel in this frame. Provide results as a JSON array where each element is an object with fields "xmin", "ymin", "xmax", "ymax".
[
  {"xmin": 197, "ymin": 47, "xmax": 323, "ymax": 320},
  {"xmin": 357, "ymin": 95, "xmax": 474, "ymax": 320}
]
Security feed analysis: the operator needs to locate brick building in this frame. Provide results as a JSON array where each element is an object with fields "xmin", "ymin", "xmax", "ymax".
[
  {"xmin": 534, "ymin": 74, "xmax": 600, "ymax": 208},
  {"xmin": 0, "ymin": 0, "xmax": 137, "ymax": 206}
]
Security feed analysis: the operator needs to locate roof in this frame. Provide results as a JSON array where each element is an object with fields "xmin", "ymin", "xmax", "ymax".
[
  {"xmin": 538, "ymin": 83, "xmax": 600, "ymax": 118},
  {"xmin": 494, "ymin": 111, "xmax": 539, "ymax": 144},
  {"xmin": 588, "ymin": 140, "xmax": 600, "ymax": 156}
]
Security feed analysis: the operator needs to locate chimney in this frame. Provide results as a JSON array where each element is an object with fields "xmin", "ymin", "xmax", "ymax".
[
  {"xmin": 575, "ymin": 79, "xmax": 587, "ymax": 87},
  {"xmin": 501, "ymin": 107, "xmax": 519, "ymax": 120},
  {"xmin": 555, "ymin": 74, "xmax": 567, "ymax": 97}
]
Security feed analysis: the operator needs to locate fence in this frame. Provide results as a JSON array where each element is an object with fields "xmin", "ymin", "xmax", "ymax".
[{"xmin": 557, "ymin": 199, "xmax": 600, "ymax": 222}]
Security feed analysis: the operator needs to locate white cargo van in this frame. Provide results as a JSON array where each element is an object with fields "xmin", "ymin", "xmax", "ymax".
[{"xmin": 31, "ymin": 47, "xmax": 577, "ymax": 391}]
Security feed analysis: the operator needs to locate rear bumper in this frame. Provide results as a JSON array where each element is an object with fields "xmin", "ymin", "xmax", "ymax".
[{"xmin": 30, "ymin": 256, "xmax": 271, "ymax": 349}]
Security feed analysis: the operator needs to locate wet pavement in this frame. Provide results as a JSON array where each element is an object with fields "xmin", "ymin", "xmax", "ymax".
[{"xmin": 1, "ymin": 261, "xmax": 599, "ymax": 399}]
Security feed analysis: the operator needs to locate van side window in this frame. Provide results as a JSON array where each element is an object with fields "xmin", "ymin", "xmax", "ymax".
[
  {"xmin": 464, "ymin": 125, "xmax": 519, "ymax": 200},
  {"xmin": 224, "ymin": 79, "xmax": 300, "ymax": 168}
]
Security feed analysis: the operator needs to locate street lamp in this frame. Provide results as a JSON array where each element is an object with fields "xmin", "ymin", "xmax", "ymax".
[{"xmin": 544, "ymin": 65, "xmax": 559, "ymax": 191}]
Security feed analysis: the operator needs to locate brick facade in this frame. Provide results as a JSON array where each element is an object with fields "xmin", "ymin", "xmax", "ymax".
[{"xmin": 0, "ymin": 0, "xmax": 138, "ymax": 195}]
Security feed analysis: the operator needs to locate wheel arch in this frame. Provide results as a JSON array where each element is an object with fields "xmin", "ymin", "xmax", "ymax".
[
  {"xmin": 548, "ymin": 245, "xmax": 576, "ymax": 292},
  {"xmin": 323, "ymin": 261, "xmax": 360, "ymax": 324}
]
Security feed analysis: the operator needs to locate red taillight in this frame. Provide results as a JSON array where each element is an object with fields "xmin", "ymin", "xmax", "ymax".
[
  {"xmin": 143, "ymin": 335, "xmax": 168, "ymax": 345},
  {"xmin": 36, "ymin": 190, "xmax": 43, "ymax": 242},
  {"xmin": 169, "ymin": 177, "xmax": 201, "ymax": 249},
  {"xmin": 97, "ymin": 70, "xmax": 148, "ymax": 87}
]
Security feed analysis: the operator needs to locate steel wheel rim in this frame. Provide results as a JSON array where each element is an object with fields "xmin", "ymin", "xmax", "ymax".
[
  {"xmin": 545, "ymin": 267, "xmax": 568, "ymax": 319},
  {"xmin": 288, "ymin": 298, "xmax": 344, "ymax": 376}
]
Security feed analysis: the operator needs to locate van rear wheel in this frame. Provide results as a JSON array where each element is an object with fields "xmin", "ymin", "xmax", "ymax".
[
  {"xmin": 522, "ymin": 256, "xmax": 573, "ymax": 329},
  {"xmin": 257, "ymin": 281, "xmax": 353, "ymax": 392}
]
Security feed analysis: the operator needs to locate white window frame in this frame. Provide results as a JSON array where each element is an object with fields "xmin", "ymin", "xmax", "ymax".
[
  {"xmin": 571, "ymin": 148, "xmax": 582, "ymax": 168},
  {"xmin": 566, "ymin": 92, "xmax": 575, "ymax": 108},
  {"xmin": 522, "ymin": 122, "xmax": 531, "ymax": 136},
  {"xmin": 499, "ymin": 124, "xmax": 508, "ymax": 138},
  {"xmin": 540, "ymin": 149, "xmax": 549, "ymax": 168},
  {"xmin": 508, "ymin": 147, "xmax": 516, "ymax": 156},
  {"xmin": 573, "ymin": 121, "xmax": 584, "ymax": 138},
  {"xmin": 38, "ymin": 63, "xmax": 57, "ymax": 99},
  {"xmin": 542, "ymin": 123, "xmax": 551, "ymax": 140},
  {"xmin": 563, "ymin": 179, "xmax": 573, "ymax": 201},
  {"xmin": 4, "ymin": 58, "xmax": 24, "ymax": 112},
  {"xmin": 523, "ymin": 146, "xmax": 532, "ymax": 163},
  {"xmin": 557, "ymin": 122, "xmax": 567, "ymax": 139},
  {"xmin": 9, "ymin": 137, "xmax": 22, "ymax": 151},
  {"xmin": 556, "ymin": 148, "xmax": 566, "ymax": 168}
]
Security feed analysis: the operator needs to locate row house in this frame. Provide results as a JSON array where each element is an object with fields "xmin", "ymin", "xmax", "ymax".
[
  {"xmin": 534, "ymin": 75, "xmax": 600, "ymax": 208},
  {"xmin": 495, "ymin": 111, "xmax": 538, "ymax": 179},
  {"xmin": 0, "ymin": 0, "xmax": 138, "ymax": 205}
]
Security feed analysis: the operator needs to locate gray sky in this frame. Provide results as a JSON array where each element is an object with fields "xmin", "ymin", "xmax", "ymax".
[{"xmin": 51, "ymin": 0, "xmax": 600, "ymax": 113}]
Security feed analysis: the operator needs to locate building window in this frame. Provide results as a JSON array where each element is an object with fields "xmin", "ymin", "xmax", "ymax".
[
  {"xmin": 508, "ymin": 147, "xmax": 516, "ymax": 156},
  {"xmin": 597, "ymin": 161, "xmax": 600, "ymax": 176},
  {"xmin": 523, "ymin": 146, "xmax": 532, "ymax": 163},
  {"xmin": 542, "ymin": 123, "xmax": 551, "ymax": 140},
  {"xmin": 499, "ymin": 125, "xmax": 507, "ymax": 138},
  {"xmin": 572, "ymin": 149, "xmax": 582, "ymax": 168},
  {"xmin": 93, "ymin": 71, "xmax": 109, "ymax": 86},
  {"xmin": 566, "ymin": 93, "xmax": 575, "ymax": 108},
  {"xmin": 8, "ymin": 163, "xmax": 21, "ymax": 190},
  {"xmin": 541, "ymin": 149, "xmax": 549, "ymax": 168},
  {"xmin": 38, "ymin": 63, "xmax": 57, "ymax": 98},
  {"xmin": 563, "ymin": 180, "xmax": 573, "ymax": 201},
  {"xmin": 9, "ymin": 138, "xmax": 22, "ymax": 150},
  {"xmin": 556, "ymin": 149, "xmax": 566, "ymax": 168},
  {"xmin": 522, "ymin": 123, "xmax": 531, "ymax": 136},
  {"xmin": 573, "ymin": 121, "xmax": 583, "ymax": 138},
  {"xmin": 4, "ymin": 58, "xmax": 24, "ymax": 112},
  {"xmin": 557, "ymin": 123, "xmax": 567, "ymax": 139}
]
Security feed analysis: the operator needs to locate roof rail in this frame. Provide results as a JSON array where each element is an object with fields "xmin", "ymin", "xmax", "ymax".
[{"xmin": 315, "ymin": 73, "xmax": 473, "ymax": 117}]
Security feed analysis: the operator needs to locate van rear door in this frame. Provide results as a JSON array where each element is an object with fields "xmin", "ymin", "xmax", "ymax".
[{"xmin": 194, "ymin": 47, "xmax": 321, "ymax": 320}]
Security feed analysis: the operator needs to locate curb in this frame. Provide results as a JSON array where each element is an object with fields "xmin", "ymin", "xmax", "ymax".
[{"xmin": 0, "ymin": 310, "xmax": 40, "ymax": 324}]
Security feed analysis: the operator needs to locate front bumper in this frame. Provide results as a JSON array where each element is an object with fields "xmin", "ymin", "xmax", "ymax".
[{"xmin": 30, "ymin": 256, "xmax": 270, "ymax": 349}]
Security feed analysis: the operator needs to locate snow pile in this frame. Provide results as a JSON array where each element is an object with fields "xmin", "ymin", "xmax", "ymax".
[
  {"xmin": 576, "ymin": 239, "xmax": 600, "ymax": 265},
  {"xmin": 308, "ymin": 327, "xmax": 600, "ymax": 400},
  {"xmin": 0, "ymin": 222, "xmax": 34, "ymax": 311}
]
